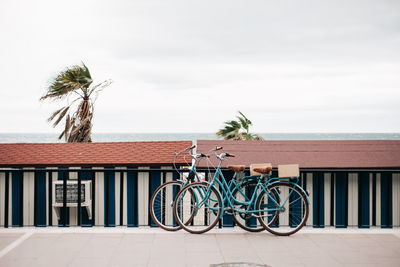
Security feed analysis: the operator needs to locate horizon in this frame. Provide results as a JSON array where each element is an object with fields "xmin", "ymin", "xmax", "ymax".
[
  {"xmin": 1, "ymin": 131, "xmax": 400, "ymax": 134},
  {"xmin": 1, "ymin": 132, "xmax": 399, "ymax": 144}
]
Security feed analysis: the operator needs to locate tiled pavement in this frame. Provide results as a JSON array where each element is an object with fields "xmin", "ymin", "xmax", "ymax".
[{"xmin": 0, "ymin": 228, "xmax": 399, "ymax": 267}]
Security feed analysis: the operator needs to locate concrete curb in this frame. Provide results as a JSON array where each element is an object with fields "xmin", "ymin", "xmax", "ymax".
[{"xmin": 1, "ymin": 226, "xmax": 400, "ymax": 235}]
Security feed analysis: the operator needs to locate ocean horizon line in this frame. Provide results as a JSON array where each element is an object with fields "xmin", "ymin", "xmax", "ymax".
[
  {"xmin": 0, "ymin": 131, "xmax": 400, "ymax": 135},
  {"xmin": 0, "ymin": 132, "xmax": 399, "ymax": 143}
]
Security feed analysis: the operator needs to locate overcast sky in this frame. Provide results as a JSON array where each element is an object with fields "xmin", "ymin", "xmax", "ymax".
[{"xmin": 0, "ymin": 0, "xmax": 399, "ymax": 133}]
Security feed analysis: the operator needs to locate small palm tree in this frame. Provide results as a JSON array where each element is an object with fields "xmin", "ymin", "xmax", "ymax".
[
  {"xmin": 216, "ymin": 111, "xmax": 264, "ymax": 140},
  {"xmin": 40, "ymin": 63, "xmax": 112, "ymax": 142}
]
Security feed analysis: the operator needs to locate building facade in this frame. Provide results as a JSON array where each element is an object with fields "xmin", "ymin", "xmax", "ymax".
[
  {"xmin": 1, "ymin": 140, "xmax": 399, "ymax": 229},
  {"xmin": 197, "ymin": 140, "xmax": 400, "ymax": 228},
  {"xmin": 0, "ymin": 141, "xmax": 191, "ymax": 227}
]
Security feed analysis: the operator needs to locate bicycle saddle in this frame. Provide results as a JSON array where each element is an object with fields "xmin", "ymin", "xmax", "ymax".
[
  {"xmin": 252, "ymin": 166, "xmax": 272, "ymax": 173},
  {"xmin": 227, "ymin": 165, "xmax": 246, "ymax": 172}
]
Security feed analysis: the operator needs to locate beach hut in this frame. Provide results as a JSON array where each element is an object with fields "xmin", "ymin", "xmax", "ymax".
[
  {"xmin": 197, "ymin": 140, "xmax": 400, "ymax": 228},
  {"xmin": 0, "ymin": 141, "xmax": 191, "ymax": 227}
]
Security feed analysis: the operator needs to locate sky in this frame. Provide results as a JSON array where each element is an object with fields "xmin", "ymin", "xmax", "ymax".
[{"xmin": 0, "ymin": 0, "xmax": 399, "ymax": 133}]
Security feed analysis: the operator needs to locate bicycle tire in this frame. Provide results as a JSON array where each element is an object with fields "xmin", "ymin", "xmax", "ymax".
[
  {"xmin": 256, "ymin": 182, "xmax": 309, "ymax": 236},
  {"xmin": 150, "ymin": 180, "xmax": 195, "ymax": 231},
  {"xmin": 173, "ymin": 182, "xmax": 222, "ymax": 234},
  {"xmin": 231, "ymin": 181, "xmax": 279, "ymax": 232}
]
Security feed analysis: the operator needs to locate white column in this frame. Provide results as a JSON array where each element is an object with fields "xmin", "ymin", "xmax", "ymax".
[
  {"xmin": 0, "ymin": 172, "xmax": 4, "ymax": 226},
  {"xmin": 306, "ymin": 173, "xmax": 313, "ymax": 226},
  {"xmin": 193, "ymin": 186, "xmax": 205, "ymax": 227},
  {"xmin": 280, "ymin": 184, "xmax": 289, "ymax": 226},
  {"xmin": 376, "ymin": 174, "xmax": 381, "ymax": 226},
  {"xmin": 347, "ymin": 173, "xmax": 358, "ymax": 227},
  {"xmin": 162, "ymin": 166, "xmax": 174, "ymax": 228},
  {"xmin": 324, "ymin": 173, "xmax": 331, "ymax": 226},
  {"xmin": 51, "ymin": 170, "xmax": 59, "ymax": 226},
  {"xmin": 138, "ymin": 167, "xmax": 149, "ymax": 226},
  {"xmin": 393, "ymin": 173, "xmax": 400, "ymax": 227},
  {"xmin": 68, "ymin": 168, "xmax": 79, "ymax": 226},
  {"xmin": 94, "ymin": 167, "xmax": 104, "ymax": 226},
  {"xmin": 23, "ymin": 168, "xmax": 35, "ymax": 226}
]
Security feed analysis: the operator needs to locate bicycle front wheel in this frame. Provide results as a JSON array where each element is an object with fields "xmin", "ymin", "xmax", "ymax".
[
  {"xmin": 173, "ymin": 182, "xmax": 222, "ymax": 234},
  {"xmin": 256, "ymin": 183, "xmax": 309, "ymax": 236},
  {"xmin": 232, "ymin": 181, "xmax": 278, "ymax": 232},
  {"xmin": 150, "ymin": 180, "xmax": 191, "ymax": 231}
]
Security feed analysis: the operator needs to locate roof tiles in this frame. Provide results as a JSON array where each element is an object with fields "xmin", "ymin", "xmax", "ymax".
[
  {"xmin": 197, "ymin": 140, "xmax": 400, "ymax": 169},
  {"xmin": 0, "ymin": 141, "xmax": 192, "ymax": 167}
]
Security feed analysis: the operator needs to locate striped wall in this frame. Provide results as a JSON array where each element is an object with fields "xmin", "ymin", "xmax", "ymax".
[{"xmin": 0, "ymin": 168, "xmax": 399, "ymax": 228}]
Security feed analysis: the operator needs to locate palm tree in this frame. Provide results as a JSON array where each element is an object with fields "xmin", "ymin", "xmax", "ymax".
[
  {"xmin": 40, "ymin": 63, "xmax": 112, "ymax": 142},
  {"xmin": 216, "ymin": 111, "xmax": 264, "ymax": 140}
]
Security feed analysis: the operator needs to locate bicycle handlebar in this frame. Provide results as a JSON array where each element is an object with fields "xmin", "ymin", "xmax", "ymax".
[
  {"xmin": 175, "ymin": 145, "xmax": 196, "ymax": 156},
  {"xmin": 187, "ymin": 145, "xmax": 196, "ymax": 151}
]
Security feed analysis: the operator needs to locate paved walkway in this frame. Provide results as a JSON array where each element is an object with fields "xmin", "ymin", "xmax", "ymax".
[{"xmin": 0, "ymin": 227, "xmax": 399, "ymax": 267}]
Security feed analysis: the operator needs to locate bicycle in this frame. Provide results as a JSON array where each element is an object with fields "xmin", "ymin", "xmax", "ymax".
[
  {"xmin": 228, "ymin": 165, "xmax": 276, "ymax": 232},
  {"xmin": 150, "ymin": 145, "xmax": 271, "ymax": 232},
  {"xmin": 149, "ymin": 145, "xmax": 207, "ymax": 231},
  {"xmin": 173, "ymin": 147, "xmax": 310, "ymax": 235}
]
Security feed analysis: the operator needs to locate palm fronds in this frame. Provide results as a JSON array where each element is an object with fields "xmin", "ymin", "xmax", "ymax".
[
  {"xmin": 237, "ymin": 111, "xmax": 252, "ymax": 133},
  {"xmin": 52, "ymin": 106, "xmax": 70, "ymax": 127},
  {"xmin": 40, "ymin": 62, "xmax": 112, "ymax": 142},
  {"xmin": 40, "ymin": 64, "xmax": 93, "ymax": 101},
  {"xmin": 216, "ymin": 120, "xmax": 241, "ymax": 140},
  {"xmin": 216, "ymin": 111, "xmax": 264, "ymax": 141},
  {"xmin": 47, "ymin": 107, "xmax": 67, "ymax": 122},
  {"xmin": 88, "ymin": 79, "xmax": 113, "ymax": 97}
]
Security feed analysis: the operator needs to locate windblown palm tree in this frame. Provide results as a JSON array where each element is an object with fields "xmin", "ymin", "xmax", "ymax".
[
  {"xmin": 216, "ymin": 111, "xmax": 264, "ymax": 140},
  {"xmin": 40, "ymin": 63, "xmax": 112, "ymax": 142}
]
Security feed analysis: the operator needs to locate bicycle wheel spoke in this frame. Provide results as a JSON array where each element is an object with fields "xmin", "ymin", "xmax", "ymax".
[
  {"xmin": 234, "ymin": 180, "xmax": 281, "ymax": 232},
  {"xmin": 173, "ymin": 182, "xmax": 222, "ymax": 234},
  {"xmin": 257, "ymin": 183, "xmax": 309, "ymax": 236},
  {"xmin": 150, "ymin": 181, "xmax": 185, "ymax": 231},
  {"xmin": 231, "ymin": 181, "xmax": 275, "ymax": 232}
]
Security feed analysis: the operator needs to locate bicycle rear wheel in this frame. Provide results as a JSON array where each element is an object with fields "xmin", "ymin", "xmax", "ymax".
[
  {"xmin": 231, "ymin": 181, "xmax": 279, "ymax": 232},
  {"xmin": 256, "ymin": 182, "xmax": 309, "ymax": 236},
  {"xmin": 173, "ymin": 182, "xmax": 222, "ymax": 234},
  {"xmin": 150, "ymin": 181, "xmax": 194, "ymax": 231}
]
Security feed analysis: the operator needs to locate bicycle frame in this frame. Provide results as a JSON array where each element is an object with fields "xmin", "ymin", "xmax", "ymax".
[
  {"xmin": 173, "ymin": 147, "xmax": 311, "ymax": 234},
  {"xmin": 205, "ymin": 167, "xmax": 277, "ymax": 219},
  {"xmin": 196, "ymin": 166, "xmax": 310, "ymax": 220}
]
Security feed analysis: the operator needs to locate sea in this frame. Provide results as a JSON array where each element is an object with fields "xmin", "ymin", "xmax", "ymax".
[{"xmin": 0, "ymin": 133, "xmax": 399, "ymax": 143}]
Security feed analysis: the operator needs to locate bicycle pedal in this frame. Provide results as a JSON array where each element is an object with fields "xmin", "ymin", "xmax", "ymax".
[{"xmin": 223, "ymin": 208, "xmax": 234, "ymax": 215}]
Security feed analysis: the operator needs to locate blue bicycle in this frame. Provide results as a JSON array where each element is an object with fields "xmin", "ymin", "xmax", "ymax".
[
  {"xmin": 150, "ymin": 145, "xmax": 207, "ymax": 231},
  {"xmin": 173, "ymin": 147, "xmax": 310, "ymax": 235}
]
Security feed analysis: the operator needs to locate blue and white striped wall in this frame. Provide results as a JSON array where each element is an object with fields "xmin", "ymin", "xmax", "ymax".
[
  {"xmin": 299, "ymin": 171, "xmax": 400, "ymax": 228},
  {"xmin": 217, "ymin": 171, "xmax": 400, "ymax": 228},
  {"xmin": 0, "ymin": 169, "xmax": 399, "ymax": 228},
  {"xmin": 0, "ymin": 167, "xmax": 179, "ymax": 227}
]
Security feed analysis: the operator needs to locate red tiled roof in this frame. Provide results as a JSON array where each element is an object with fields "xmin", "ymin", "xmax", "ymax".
[
  {"xmin": 197, "ymin": 140, "xmax": 400, "ymax": 169},
  {"xmin": 0, "ymin": 141, "xmax": 192, "ymax": 167}
]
